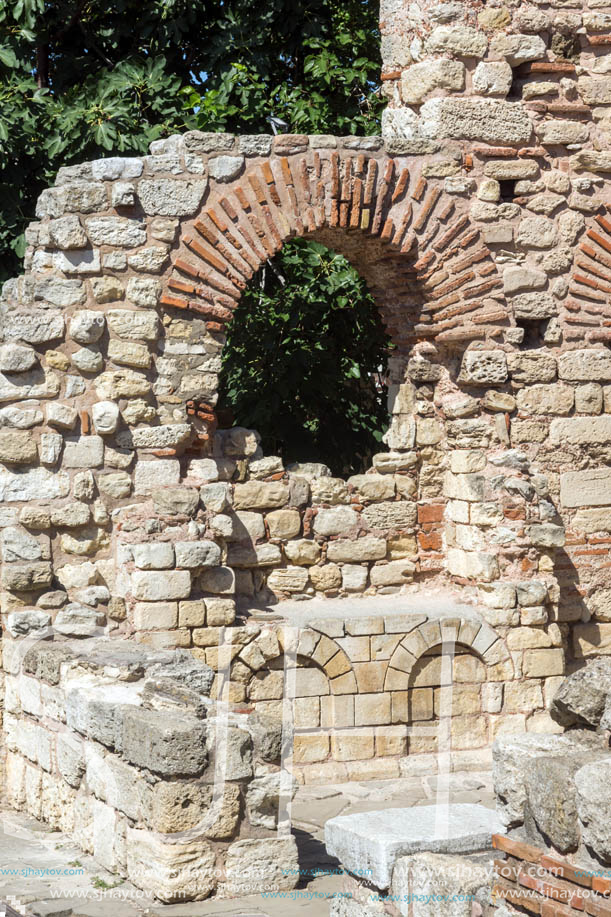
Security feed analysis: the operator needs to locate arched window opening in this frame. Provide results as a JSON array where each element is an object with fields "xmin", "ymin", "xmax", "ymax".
[{"xmin": 217, "ymin": 238, "xmax": 391, "ymax": 476}]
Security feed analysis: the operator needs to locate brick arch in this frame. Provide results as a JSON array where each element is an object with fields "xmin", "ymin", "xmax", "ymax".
[
  {"xmin": 568, "ymin": 208, "xmax": 611, "ymax": 342},
  {"xmin": 160, "ymin": 149, "xmax": 506, "ymax": 356},
  {"xmin": 383, "ymin": 615, "xmax": 512, "ymax": 691}
]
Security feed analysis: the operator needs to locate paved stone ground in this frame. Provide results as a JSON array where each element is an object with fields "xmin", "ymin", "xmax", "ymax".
[{"xmin": 0, "ymin": 771, "xmax": 494, "ymax": 917}]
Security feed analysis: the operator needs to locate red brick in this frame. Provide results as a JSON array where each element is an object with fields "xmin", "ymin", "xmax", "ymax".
[{"xmin": 418, "ymin": 504, "xmax": 445, "ymax": 524}]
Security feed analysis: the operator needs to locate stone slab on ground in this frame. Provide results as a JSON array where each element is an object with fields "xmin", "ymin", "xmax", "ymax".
[{"xmin": 324, "ymin": 803, "xmax": 501, "ymax": 890}]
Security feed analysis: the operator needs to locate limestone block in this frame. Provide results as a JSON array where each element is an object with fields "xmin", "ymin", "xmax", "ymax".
[
  {"xmin": 0, "ymin": 405, "xmax": 43, "ymax": 428},
  {"xmin": 234, "ymin": 480, "xmax": 289, "ymax": 510},
  {"xmin": 507, "ymin": 351, "xmax": 557, "ymax": 383},
  {"xmin": 134, "ymin": 602, "xmax": 178, "ymax": 630},
  {"xmin": 137, "ymin": 178, "xmax": 207, "ymax": 216},
  {"xmin": 266, "ymin": 508, "xmax": 301, "ymax": 539},
  {"xmin": 62, "ymin": 436, "xmax": 104, "ymax": 469},
  {"xmin": 126, "ymin": 276, "xmax": 161, "ymax": 308},
  {"xmin": 313, "ymin": 505, "xmax": 358, "ymax": 535},
  {"xmin": 310, "ymin": 476, "xmax": 350, "ymax": 504},
  {"xmin": 490, "ymin": 33, "xmax": 546, "ymax": 64},
  {"xmin": 575, "ymin": 759, "xmax": 611, "ymax": 861},
  {"xmin": 6, "ymin": 609, "xmax": 50, "ymax": 636},
  {"xmin": 558, "ymin": 349, "xmax": 611, "ymax": 381},
  {"xmin": 174, "ymin": 540, "xmax": 221, "ymax": 568},
  {"xmin": 551, "ymin": 416, "xmax": 611, "ymax": 446},
  {"xmin": 443, "ymin": 472, "xmax": 485, "ymax": 502},
  {"xmin": 108, "ymin": 339, "xmax": 151, "ymax": 369},
  {"xmin": 511, "ymin": 292, "xmax": 557, "ymax": 319},
  {"xmin": 420, "ymin": 98, "xmax": 532, "ymax": 144},
  {"xmin": 50, "ymin": 502, "xmax": 91, "ymax": 527},
  {"xmin": 98, "ymin": 472, "xmax": 132, "ymax": 498},
  {"xmin": 134, "ymin": 459, "xmax": 180, "ymax": 494},
  {"xmin": 309, "ymin": 563, "xmax": 341, "ymax": 591},
  {"xmin": 348, "ymin": 473, "xmax": 395, "ymax": 502},
  {"xmin": 573, "ymin": 508, "xmax": 611, "ymax": 533},
  {"xmin": 71, "ymin": 346, "xmax": 103, "ymax": 373},
  {"xmin": 126, "ymin": 828, "xmax": 216, "ymax": 901},
  {"xmin": 91, "ymin": 276, "xmax": 124, "ymax": 303},
  {"xmin": 152, "ymin": 487, "xmax": 199, "ymax": 516},
  {"xmin": 226, "ymin": 543, "xmax": 282, "ymax": 567},
  {"xmin": 536, "ymin": 120, "xmax": 589, "ymax": 145},
  {"xmin": 447, "ymin": 548, "xmax": 499, "ymax": 581},
  {"xmin": 2, "ymin": 311, "xmax": 65, "ymax": 344},
  {"xmin": 392, "ymin": 852, "xmax": 490, "ymax": 917},
  {"xmin": 54, "ymin": 603, "xmax": 104, "ymax": 636},
  {"xmin": 199, "ymin": 565, "xmax": 235, "ymax": 593},
  {"xmin": 516, "ymin": 383, "xmax": 573, "ymax": 415},
  {"xmin": 401, "ymin": 60, "xmax": 465, "ymax": 104},
  {"xmin": 85, "ymin": 215, "xmax": 146, "ymax": 247},
  {"xmin": 472, "ymin": 61, "xmax": 513, "ymax": 96},
  {"xmin": 0, "ymin": 368, "xmax": 60, "ymax": 403},
  {"xmin": 132, "ymin": 570, "xmax": 191, "ymax": 601},
  {"xmin": 222, "ymin": 837, "xmax": 299, "ymax": 896},
  {"xmin": 362, "ymin": 501, "xmax": 417, "ymax": 529},
  {"xmin": 460, "ymin": 350, "xmax": 507, "ymax": 385},
  {"xmin": 578, "ymin": 76, "xmax": 611, "ymax": 105},
  {"xmin": 200, "ymin": 482, "xmax": 232, "ymax": 513},
  {"xmin": 132, "ymin": 542, "xmax": 175, "ymax": 570},
  {"xmin": 551, "ymin": 658, "xmax": 611, "ymax": 728},
  {"xmin": 0, "ymin": 343, "xmax": 37, "ymax": 373},
  {"xmin": 492, "ymin": 731, "xmax": 604, "ymax": 829},
  {"xmin": 0, "ymin": 430, "xmax": 38, "ymax": 464},
  {"xmin": 516, "ymin": 216, "xmax": 558, "ymax": 249},
  {"xmin": 560, "ymin": 468, "xmax": 611, "ymax": 507},
  {"xmin": 342, "ymin": 564, "xmax": 368, "ymax": 591},
  {"xmin": 121, "ymin": 706, "xmax": 207, "ymax": 776},
  {"xmin": 525, "ymin": 752, "xmax": 605, "ymax": 854},
  {"xmin": 571, "ymin": 150, "xmax": 611, "ymax": 173},
  {"xmin": 370, "ymin": 560, "xmax": 415, "ymax": 586},
  {"xmin": 106, "ymin": 309, "xmax": 159, "ymax": 340},
  {"xmin": 426, "ymin": 25, "xmax": 488, "ymax": 57}
]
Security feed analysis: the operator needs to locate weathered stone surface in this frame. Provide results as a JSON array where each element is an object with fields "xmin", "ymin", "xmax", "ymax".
[
  {"xmin": 362, "ymin": 501, "xmax": 417, "ymax": 530},
  {"xmin": 233, "ymin": 481, "xmax": 289, "ymax": 510},
  {"xmin": 137, "ymin": 179, "xmax": 207, "ymax": 215},
  {"xmin": 0, "ymin": 467, "xmax": 70, "ymax": 502},
  {"xmin": 92, "ymin": 400, "xmax": 119, "ymax": 435},
  {"xmin": 391, "ymin": 851, "xmax": 490, "ymax": 917},
  {"xmin": 460, "ymin": 351, "xmax": 507, "ymax": 384},
  {"xmin": 223, "ymin": 837, "xmax": 299, "ymax": 895},
  {"xmin": 426, "ymin": 26, "xmax": 488, "ymax": 58},
  {"xmin": 525, "ymin": 752, "xmax": 604, "ymax": 854},
  {"xmin": 121, "ymin": 706, "xmax": 207, "ymax": 776},
  {"xmin": 420, "ymin": 98, "xmax": 532, "ymax": 144},
  {"xmin": 401, "ymin": 60, "xmax": 465, "ymax": 104},
  {"xmin": 511, "ymin": 292, "xmax": 557, "ymax": 319},
  {"xmin": 126, "ymin": 828, "xmax": 216, "ymax": 902},
  {"xmin": 106, "ymin": 309, "xmax": 159, "ymax": 340},
  {"xmin": 489, "ymin": 33, "xmax": 546, "ymax": 65},
  {"xmin": 516, "ymin": 384, "xmax": 574, "ymax": 415},
  {"xmin": 507, "ymin": 351, "xmax": 557, "ymax": 384},
  {"xmin": 327, "ymin": 536, "xmax": 387, "ymax": 562},
  {"xmin": 551, "ymin": 416, "xmax": 611, "ymax": 445},
  {"xmin": 492, "ymin": 732, "xmax": 604, "ymax": 828},
  {"xmin": 558, "ymin": 349, "xmax": 611, "ymax": 381},
  {"xmin": 54, "ymin": 603, "xmax": 104, "ymax": 637},
  {"xmin": 575, "ymin": 759, "xmax": 611, "ymax": 861},
  {"xmin": 473, "ymin": 61, "xmax": 513, "ymax": 97},
  {"xmin": 560, "ymin": 468, "xmax": 611, "ymax": 507},
  {"xmin": 175, "ymin": 540, "xmax": 221, "ymax": 568},
  {"xmin": 0, "ymin": 430, "xmax": 38, "ymax": 464},
  {"xmin": 62, "ymin": 436, "xmax": 104, "ymax": 469},
  {"xmin": 550, "ymin": 658, "xmax": 611, "ymax": 728},
  {"xmin": 132, "ymin": 570, "xmax": 191, "ymax": 601},
  {"xmin": 325, "ymin": 803, "xmax": 500, "ymax": 890}
]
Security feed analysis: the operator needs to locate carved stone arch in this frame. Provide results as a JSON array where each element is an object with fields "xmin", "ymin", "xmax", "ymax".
[
  {"xmin": 384, "ymin": 615, "xmax": 512, "ymax": 692},
  {"xmin": 236, "ymin": 625, "xmax": 357, "ymax": 697},
  {"xmin": 160, "ymin": 148, "xmax": 507, "ymax": 364}
]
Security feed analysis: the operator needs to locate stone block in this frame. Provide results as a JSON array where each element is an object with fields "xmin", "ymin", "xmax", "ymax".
[
  {"xmin": 131, "ymin": 570, "xmax": 191, "ymax": 601},
  {"xmin": 391, "ymin": 852, "xmax": 490, "ymax": 917},
  {"xmin": 325, "ymin": 803, "xmax": 501, "ymax": 890},
  {"xmin": 420, "ymin": 98, "xmax": 532, "ymax": 144},
  {"xmin": 121, "ymin": 706, "xmax": 207, "ymax": 776},
  {"xmin": 507, "ymin": 351, "xmax": 557, "ymax": 384},
  {"xmin": 492, "ymin": 731, "xmax": 605, "ymax": 829},
  {"xmin": 327, "ymin": 536, "xmax": 387, "ymax": 562},
  {"xmin": 551, "ymin": 416, "xmax": 611, "ymax": 445},
  {"xmin": 401, "ymin": 60, "xmax": 465, "ymax": 104},
  {"xmin": 575, "ymin": 759, "xmax": 611, "ymax": 862},
  {"xmin": 223, "ymin": 837, "xmax": 299, "ymax": 896},
  {"xmin": 550, "ymin": 658, "xmax": 611, "ymax": 728},
  {"xmin": 574, "ymin": 623, "xmax": 611, "ymax": 657},
  {"xmin": 126, "ymin": 828, "xmax": 216, "ymax": 902},
  {"xmin": 560, "ymin": 468, "xmax": 611, "ymax": 507},
  {"xmin": 558, "ymin": 349, "xmax": 611, "ymax": 381}
]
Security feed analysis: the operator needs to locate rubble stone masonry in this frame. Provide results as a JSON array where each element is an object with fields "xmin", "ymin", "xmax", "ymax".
[{"xmin": 2, "ymin": 0, "xmax": 611, "ymax": 863}]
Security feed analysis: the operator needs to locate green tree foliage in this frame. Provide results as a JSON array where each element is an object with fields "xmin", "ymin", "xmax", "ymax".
[
  {"xmin": 218, "ymin": 240, "xmax": 390, "ymax": 475},
  {"xmin": 0, "ymin": 0, "xmax": 382, "ymax": 279},
  {"xmin": 1, "ymin": 0, "xmax": 388, "ymax": 471}
]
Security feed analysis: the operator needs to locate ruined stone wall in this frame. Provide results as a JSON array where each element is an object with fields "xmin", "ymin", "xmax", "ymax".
[{"xmin": 2, "ymin": 0, "xmax": 611, "ymax": 792}]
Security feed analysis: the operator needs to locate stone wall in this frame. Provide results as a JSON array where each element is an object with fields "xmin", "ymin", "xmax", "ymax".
[
  {"xmin": 2, "ymin": 636, "xmax": 299, "ymax": 902},
  {"xmin": 2, "ymin": 0, "xmax": 611, "ymax": 802}
]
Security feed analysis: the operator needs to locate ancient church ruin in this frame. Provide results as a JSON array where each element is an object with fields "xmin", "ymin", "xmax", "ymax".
[{"xmin": 2, "ymin": 0, "xmax": 611, "ymax": 907}]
